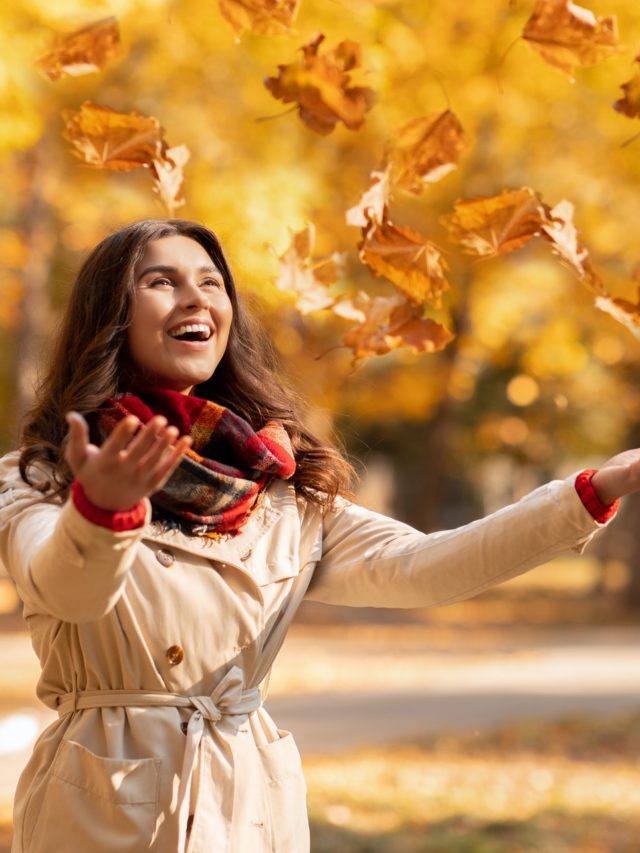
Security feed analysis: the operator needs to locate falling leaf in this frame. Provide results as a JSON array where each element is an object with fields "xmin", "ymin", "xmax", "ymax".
[
  {"xmin": 441, "ymin": 188, "xmax": 547, "ymax": 257},
  {"xmin": 523, "ymin": 0, "xmax": 620, "ymax": 79},
  {"xmin": 36, "ymin": 16, "xmax": 120, "ymax": 81},
  {"xmin": 62, "ymin": 102, "xmax": 164, "ymax": 170},
  {"xmin": 346, "ymin": 168, "xmax": 391, "ymax": 227},
  {"xmin": 334, "ymin": 291, "xmax": 453, "ymax": 361},
  {"xmin": 359, "ymin": 217, "xmax": 449, "ymax": 307},
  {"xmin": 218, "ymin": 0, "xmax": 300, "ymax": 36},
  {"xmin": 264, "ymin": 34, "xmax": 376, "ymax": 135},
  {"xmin": 151, "ymin": 145, "xmax": 191, "ymax": 216},
  {"xmin": 271, "ymin": 223, "xmax": 342, "ymax": 314},
  {"xmin": 595, "ymin": 291, "xmax": 640, "ymax": 340},
  {"xmin": 614, "ymin": 55, "xmax": 640, "ymax": 118},
  {"xmin": 541, "ymin": 199, "xmax": 604, "ymax": 291},
  {"xmin": 382, "ymin": 110, "xmax": 466, "ymax": 195}
]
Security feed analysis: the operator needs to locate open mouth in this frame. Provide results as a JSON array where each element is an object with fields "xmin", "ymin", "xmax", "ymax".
[{"xmin": 167, "ymin": 323, "xmax": 213, "ymax": 342}]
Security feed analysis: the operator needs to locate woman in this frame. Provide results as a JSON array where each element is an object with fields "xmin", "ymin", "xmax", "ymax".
[{"xmin": 1, "ymin": 218, "xmax": 637, "ymax": 853}]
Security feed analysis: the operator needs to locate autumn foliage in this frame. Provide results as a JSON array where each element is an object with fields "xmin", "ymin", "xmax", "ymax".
[{"xmin": 7, "ymin": 0, "xmax": 640, "ymax": 376}]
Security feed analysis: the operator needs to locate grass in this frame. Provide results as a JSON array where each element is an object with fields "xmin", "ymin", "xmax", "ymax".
[{"xmin": 306, "ymin": 712, "xmax": 640, "ymax": 852}]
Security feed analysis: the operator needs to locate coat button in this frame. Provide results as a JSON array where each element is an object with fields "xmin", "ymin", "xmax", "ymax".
[
  {"xmin": 156, "ymin": 549, "xmax": 175, "ymax": 568},
  {"xmin": 166, "ymin": 645, "xmax": 184, "ymax": 666}
]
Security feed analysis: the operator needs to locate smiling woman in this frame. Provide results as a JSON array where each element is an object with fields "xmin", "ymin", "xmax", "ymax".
[
  {"xmin": 127, "ymin": 235, "xmax": 233, "ymax": 394},
  {"xmin": 1, "ymin": 218, "xmax": 639, "ymax": 853}
]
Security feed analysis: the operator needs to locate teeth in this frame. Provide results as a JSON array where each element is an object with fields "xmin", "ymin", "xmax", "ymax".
[{"xmin": 168, "ymin": 324, "xmax": 212, "ymax": 339}]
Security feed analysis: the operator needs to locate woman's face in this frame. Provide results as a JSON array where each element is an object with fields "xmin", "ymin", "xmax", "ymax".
[{"xmin": 127, "ymin": 235, "xmax": 233, "ymax": 394}]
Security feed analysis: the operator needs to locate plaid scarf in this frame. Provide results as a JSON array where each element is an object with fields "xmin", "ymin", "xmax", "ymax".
[{"xmin": 95, "ymin": 388, "xmax": 296, "ymax": 536}]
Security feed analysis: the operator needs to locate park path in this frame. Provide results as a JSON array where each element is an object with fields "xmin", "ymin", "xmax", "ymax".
[{"xmin": 2, "ymin": 625, "xmax": 640, "ymax": 808}]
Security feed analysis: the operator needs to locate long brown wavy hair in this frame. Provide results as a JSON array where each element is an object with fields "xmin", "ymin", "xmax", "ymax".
[{"xmin": 19, "ymin": 219, "xmax": 355, "ymax": 509}]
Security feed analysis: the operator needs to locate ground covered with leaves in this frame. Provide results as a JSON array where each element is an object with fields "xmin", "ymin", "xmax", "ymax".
[{"xmin": 307, "ymin": 712, "xmax": 640, "ymax": 852}]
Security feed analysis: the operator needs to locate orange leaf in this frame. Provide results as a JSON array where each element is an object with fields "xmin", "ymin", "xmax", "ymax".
[
  {"xmin": 382, "ymin": 110, "xmax": 466, "ymax": 195},
  {"xmin": 219, "ymin": 0, "xmax": 300, "ymax": 36},
  {"xmin": 334, "ymin": 292, "xmax": 453, "ymax": 361},
  {"xmin": 614, "ymin": 55, "xmax": 640, "ymax": 118},
  {"xmin": 62, "ymin": 102, "xmax": 165, "ymax": 171},
  {"xmin": 359, "ymin": 217, "xmax": 449, "ymax": 307},
  {"xmin": 271, "ymin": 223, "xmax": 341, "ymax": 314},
  {"xmin": 523, "ymin": 0, "xmax": 620, "ymax": 79},
  {"xmin": 346, "ymin": 168, "xmax": 390, "ymax": 227},
  {"xmin": 541, "ymin": 199, "xmax": 604, "ymax": 292},
  {"xmin": 36, "ymin": 16, "xmax": 120, "ymax": 81},
  {"xmin": 151, "ymin": 145, "xmax": 191, "ymax": 216},
  {"xmin": 595, "ymin": 291, "xmax": 640, "ymax": 340},
  {"xmin": 441, "ymin": 188, "xmax": 547, "ymax": 257},
  {"xmin": 264, "ymin": 34, "xmax": 376, "ymax": 135}
]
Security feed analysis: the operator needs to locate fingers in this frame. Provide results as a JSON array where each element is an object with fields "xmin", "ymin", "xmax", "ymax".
[
  {"xmin": 64, "ymin": 411, "xmax": 90, "ymax": 474},
  {"xmin": 147, "ymin": 435, "xmax": 193, "ymax": 492}
]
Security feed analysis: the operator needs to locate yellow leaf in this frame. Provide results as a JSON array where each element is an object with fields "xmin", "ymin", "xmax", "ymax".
[
  {"xmin": 219, "ymin": 0, "xmax": 300, "ymax": 36},
  {"xmin": 442, "ymin": 188, "xmax": 547, "ymax": 257},
  {"xmin": 36, "ymin": 16, "xmax": 120, "ymax": 81},
  {"xmin": 62, "ymin": 102, "xmax": 164, "ymax": 171},
  {"xmin": 359, "ymin": 217, "xmax": 449, "ymax": 307},
  {"xmin": 523, "ymin": 0, "xmax": 621, "ymax": 80},
  {"xmin": 383, "ymin": 110, "xmax": 466, "ymax": 195},
  {"xmin": 264, "ymin": 34, "xmax": 375, "ymax": 135}
]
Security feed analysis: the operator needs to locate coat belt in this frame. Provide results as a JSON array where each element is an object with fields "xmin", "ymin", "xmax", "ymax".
[{"xmin": 56, "ymin": 666, "xmax": 262, "ymax": 853}]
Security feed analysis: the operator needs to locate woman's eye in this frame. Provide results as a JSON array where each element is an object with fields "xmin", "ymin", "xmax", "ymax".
[
  {"xmin": 201, "ymin": 278, "xmax": 223, "ymax": 288},
  {"xmin": 149, "ymin": 278, "xmax": 174, "ymax": 288}
]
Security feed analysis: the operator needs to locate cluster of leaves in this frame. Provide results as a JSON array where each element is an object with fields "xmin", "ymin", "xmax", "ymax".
[{"xmin": 32, "ymin": 0, "xmax": 640, "ymax": 363}]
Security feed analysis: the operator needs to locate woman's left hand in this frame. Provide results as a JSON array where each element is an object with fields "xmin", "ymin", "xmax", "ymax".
[{"xmin": 590, "ymin": 449, "xmax": 640, "ymax": 505}]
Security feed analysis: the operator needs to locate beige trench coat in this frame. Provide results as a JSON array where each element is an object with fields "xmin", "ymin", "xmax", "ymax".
[{"xmin": 0, "ymin": 450, "xmax": 609, "ymax": 853}]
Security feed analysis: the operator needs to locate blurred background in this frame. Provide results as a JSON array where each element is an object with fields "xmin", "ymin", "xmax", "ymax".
[{"xmin": 2, "ymin": 0, "xmax": 640, "ymax": 849}]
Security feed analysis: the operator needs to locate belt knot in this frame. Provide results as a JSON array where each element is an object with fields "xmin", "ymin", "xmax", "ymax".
[{"xmin": 190, "ymin": 696, "xmax": 222, "ymax": 722}]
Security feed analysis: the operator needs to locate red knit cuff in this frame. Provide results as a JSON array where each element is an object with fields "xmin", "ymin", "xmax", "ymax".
[
  {"xmin": 71, "ymin": 480, "xmax": 147, "ymax": 531},
  {"xmin": 575, "ymin": 469, "xmax": 620, "ymax": 523}
]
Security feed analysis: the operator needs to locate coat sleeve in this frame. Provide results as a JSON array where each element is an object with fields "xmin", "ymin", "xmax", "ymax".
[
  {"xmin": 305, "ymin": 474, "xmax": 610, "ymax": 608},
  {"xmin": 0, "ymin": 452, "xmax": 150, "ymax": 623}
]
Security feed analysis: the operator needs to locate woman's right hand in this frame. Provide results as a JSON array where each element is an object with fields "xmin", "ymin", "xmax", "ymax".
[{"xmin": 64, "ymin": 411, "xmax": 192, "ymax": 512}]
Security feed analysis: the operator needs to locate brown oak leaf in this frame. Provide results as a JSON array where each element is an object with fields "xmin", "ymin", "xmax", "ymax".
[
  {"xmin": 441, "ymin": 188, "xmax": 547, "ymax": 257},
  {"xmin": 151, "ymin": 145, "xmax": 191, "ymax": 216},
  {"xmin": 271, "ymin": 223, "xmax": 342, "ymax": 314},
  {"xmin": 218, "ymin": 0, "xmax": 300, "ymax": 36},
  {"xmin": 346, "ymin": 168, "xmax": 391, "ymax": 227},
  {"xmin": 36, "ymin": 16, "xmax": 120, "ymax": 81},
  {"xmin": 614, "ymin": 55, "xmax": 640, "ymax": 118},
  {"xmin": 541, "ymin": 199, "xmax": 604, "ymax": 292},
  {"xmin": 523, "ymin": 0, "xmax": 620, "ymax": 80},
  {"xmin": 382, "ymin": 110, "xmax": 466, "ymax": 195},
  {"xmin": 333, "ymin": 292, "xmax": 453, "ymax": 361},
  {"xmin": 264, "ymin": 34, "xmax": 376, "ymax": 135},
  {"xmin": 62, "ymin": 102, "xmax": 165, "ymax": 170},
  {"xmin": 595, "ymin": 290, "xmax": 640, "ymax": 340},
  {"xmin": 359, "ymin": 218, "xmax": 449, "ymax": 308}
]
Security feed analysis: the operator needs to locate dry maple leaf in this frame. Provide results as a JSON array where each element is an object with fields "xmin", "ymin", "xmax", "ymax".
[
  {"xmin": 334, "ymin": 291, "xmax": 453, "ymax": 362},
  {"xmin": 541, "ymin": 198, "xmax": 604, "ymax": 292},
  {"xmin": 264, "ymin": 34, "xmax": 376, "ymax": 135},
  {"xmin": 523, "ymin": 0, "xmax": 620, "ymax": 79},
  {"xmin": 595, "ymin": 291, "xmax": 640, "ymax": 340},
  {"xmin": 151, "ymin": 145, "xmax": 191, "ymax": 216},
  {"xmin": 441, "ymin": 188, "xmax": 547, "ymax": 257},
  {"xmin": 359, "ymin": 217, "xmax": 449, "ymax": 308},
  {"xmin": 271, "ymin": 223, "xmax": 342, "ymax": 314},
  {"xmin": 346, "ymin": 168, "xmax": 391, "ymax": 228},
  {"xmin": 62, "ymin": 102, "xmax": 165, "ymax": 170},
  {"xmin": 382, "ymin": 110, "xmax": 466, "ymax": 195},
  {"xmin": 614, "ymin": 55, "xmax": 640, "ymax": 118},
  {"xmin": 36, "ymin": 16, "xmax": 120, "ymax": 81},
  {"xmin": 218, "ymin": 0, "xmax": 300, "ymax": 36}
]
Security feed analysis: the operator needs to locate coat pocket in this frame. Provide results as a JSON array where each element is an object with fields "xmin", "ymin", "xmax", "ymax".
[
  {"xmin": 258, "ymin": 729, "xmax": 310, "ymax": 852},
  {"xmin": 28, "ymin": 739, "xmax": 161, "ymax": 853}
]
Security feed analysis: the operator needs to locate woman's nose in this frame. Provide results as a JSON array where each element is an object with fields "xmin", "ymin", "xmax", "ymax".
[{"xmin": 179, "ymin": 281, "xmax": 208, "ymax": 309}]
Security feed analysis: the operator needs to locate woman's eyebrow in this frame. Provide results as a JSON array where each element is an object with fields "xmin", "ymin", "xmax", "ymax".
[{"xmin": 137, "ymin": 264, "xmax": 222, "ymax": 280}]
